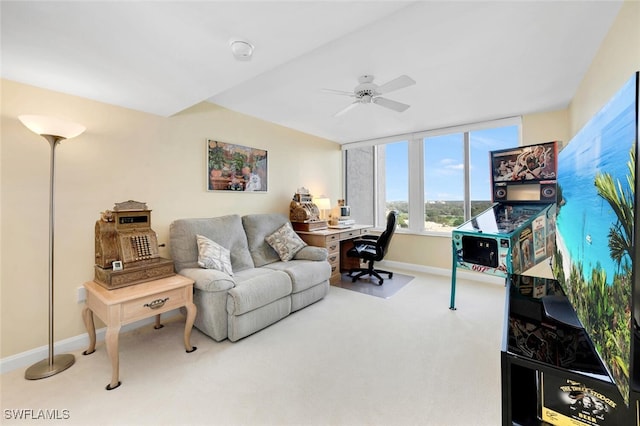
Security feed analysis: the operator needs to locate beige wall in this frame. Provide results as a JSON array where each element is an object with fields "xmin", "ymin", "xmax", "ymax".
[
  {"xmin": 0, "ymin": 80, "xmax": 341, "ymax": 357},
  {"xmin": 385, "ymin": 1, "xmax": 639, "ymax": 270},
  {"xmin": 522, "ymin": 110, "xmax": 570, "ymax": 150},
  {"xmin": 570, "ymin": 0, "xmax": 640, "ymax": 136}
]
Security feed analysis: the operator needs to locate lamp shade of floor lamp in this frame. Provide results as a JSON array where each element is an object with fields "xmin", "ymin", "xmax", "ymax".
[{"xmin": 18, "ymin": 114, "xmax": 86, "ymax": 380}]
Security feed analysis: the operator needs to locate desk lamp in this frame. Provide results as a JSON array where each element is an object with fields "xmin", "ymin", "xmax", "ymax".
[
  {"xmin": 18, "ymin": 114, "xmax": 86, "ymax": 380},
  {"xmin": 314, "ymin": 197, "xmax": 331, "ymax": 221}
]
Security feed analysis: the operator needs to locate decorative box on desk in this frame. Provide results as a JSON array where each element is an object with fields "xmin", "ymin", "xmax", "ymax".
[
  {"xmin": 450, "ymin": 141, "xmax": 558, "ymax": 309},
  {"xmin": 501, "ymin": 274, "xmax": 634, "ymax": 425},
  {"xmin": 292, "ymin": 220, "xmax": 327, "ymax": 232}
]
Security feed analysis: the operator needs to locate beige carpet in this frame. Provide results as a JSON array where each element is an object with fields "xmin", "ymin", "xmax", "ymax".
[{"xmin": 0, "ymin": 270, "xmax": 505, "ymax": 425}]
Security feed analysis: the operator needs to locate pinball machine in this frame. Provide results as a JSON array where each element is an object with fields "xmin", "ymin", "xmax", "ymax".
[{"xmin": 449, "ymin": 141, "xmax": 558, "ymax": 309}]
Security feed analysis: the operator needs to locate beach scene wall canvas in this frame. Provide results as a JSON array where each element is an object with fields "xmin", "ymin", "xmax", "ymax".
[{"xmin": 553, "ymin": 73, "xmax": 638, "ymax": 405}]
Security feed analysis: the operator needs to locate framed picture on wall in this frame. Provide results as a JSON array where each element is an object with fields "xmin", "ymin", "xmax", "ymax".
[{"xmin": 207, "ymin": 139, "xmax": 268, "ymax": 192}]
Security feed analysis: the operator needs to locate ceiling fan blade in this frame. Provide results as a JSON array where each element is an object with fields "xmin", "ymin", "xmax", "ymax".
[
  {"xmin": 376, "ymin": 75, "xmax": 416, "ymax": 94},
  {"xmin": 372, "ymin": 97, "xmax": 410, "ymax": 112},
  {"xmin": 334, "ymin": 101, "xmax": 360, "ymax": 117},
  {"xmin": 321, "ymin": 88, "xmax": 355, "ymax": 97}
]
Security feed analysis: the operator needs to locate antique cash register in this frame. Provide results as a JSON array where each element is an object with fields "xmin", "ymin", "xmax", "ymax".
[
  {"xmin": 94, "ymin": 200, "xmax": 174, "ymax": 289},
  {"xmin": 289, "ymin": 187, "xmax": 328, "ymax": 231}
]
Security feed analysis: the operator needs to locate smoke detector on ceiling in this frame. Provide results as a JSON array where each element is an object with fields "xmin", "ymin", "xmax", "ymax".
[{"xmin": 230, "ymin": 40, "xmax": 254, "ymax": 61}]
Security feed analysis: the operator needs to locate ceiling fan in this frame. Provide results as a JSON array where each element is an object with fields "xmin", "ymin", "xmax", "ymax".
[{"xmin": 323, "ymin": 74, "xmax": 416, "ymax": 117}]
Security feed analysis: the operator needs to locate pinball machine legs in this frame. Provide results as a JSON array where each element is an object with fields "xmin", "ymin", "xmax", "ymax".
[{"xmin": 450, "ymin": 240, "xmax": 458, "ymax": 310}]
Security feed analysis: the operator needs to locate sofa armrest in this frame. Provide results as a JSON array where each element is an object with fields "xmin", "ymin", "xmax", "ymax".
[
  {"xmin": 293, "ymin": 245, "xmax": 328, "ymax": 261},
  {"xmin": 178, "ymin": 268, "xmax": 235, "ymax": 293}
]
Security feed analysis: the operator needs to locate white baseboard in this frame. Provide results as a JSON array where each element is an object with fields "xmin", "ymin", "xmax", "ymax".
[{"xmin": 0, "ymin": 309, "xmax": 180, "ymax": 375}]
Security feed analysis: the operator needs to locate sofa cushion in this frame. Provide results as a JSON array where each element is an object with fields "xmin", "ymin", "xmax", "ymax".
[
  {"xmin": 170, "ymin": 215, "xmax": 254, "ymax": 272},
  {"xmin": 242, "ymin": 213, "xmax": 292, "ymax": 267},
  {"xmin": 196, "ymin": 234, "xmax": 233, "ymax": 276},
  {"xmin": 227, "ymin": 269, "xmax": 292, "ymax": 316},
  {"xmin": 264, "ymin": 260, "xmax": 331, "ymax": 294},
  {"xmin": 265, "ymin": 222, "xmax": 307, "ymax": 261}
]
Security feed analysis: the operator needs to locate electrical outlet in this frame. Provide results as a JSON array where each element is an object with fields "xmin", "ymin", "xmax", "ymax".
[{"xmin": 77, "ymin": 286, "xmax": 86, "ymax": 303}]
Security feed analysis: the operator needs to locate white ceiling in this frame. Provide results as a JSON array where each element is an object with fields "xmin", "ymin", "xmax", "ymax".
[{"xmin": 1, "ymin": 1, "xmax": 623, "ymax": 144}]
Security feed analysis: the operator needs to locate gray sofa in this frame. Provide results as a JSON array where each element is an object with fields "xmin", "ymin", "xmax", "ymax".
[{"xmin": 169, "ymin": 213, "xmax": 331, "ymax": 342}]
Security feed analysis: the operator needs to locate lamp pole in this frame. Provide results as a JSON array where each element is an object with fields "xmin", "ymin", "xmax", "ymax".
[
  {"xmin": 25, "ymin": 135, "xmax": 75, "ymax": 379},
  {"xmin": 19, "ymin": 115, "xmax": 85, "ymax": 380}
]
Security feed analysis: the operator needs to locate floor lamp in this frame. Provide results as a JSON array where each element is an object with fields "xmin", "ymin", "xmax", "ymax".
[{"xmin": 18, "ymin": 114, "xmax": 86, "ymax": 380}]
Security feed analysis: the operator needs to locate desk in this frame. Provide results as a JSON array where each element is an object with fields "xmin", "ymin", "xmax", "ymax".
[
  {"xmin": 82, "ymin": 274, "xmax": 197, "ymax": 390},
  {"xmin": 296, "ymin": 224, "xmax": 372, "ymax": 284}
]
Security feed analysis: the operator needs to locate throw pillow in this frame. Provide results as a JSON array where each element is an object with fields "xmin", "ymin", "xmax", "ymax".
[
  {"xmin": 265, "ymin": 222, "xmax": 307, "ymax": 261},
  {"xmin": 196, "ymin": 234, "xmax": 233, "ymax": 276}
]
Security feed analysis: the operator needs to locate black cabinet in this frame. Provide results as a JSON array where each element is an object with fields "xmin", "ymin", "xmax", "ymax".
[{"xmin": 501, "ymin": 274, "xmax": 639, "ymax": 425}]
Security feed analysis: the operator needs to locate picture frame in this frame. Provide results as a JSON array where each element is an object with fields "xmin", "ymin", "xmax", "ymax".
[{"xmin": 207, "ymin": 139, "xmax": 268, "ymax": 192}]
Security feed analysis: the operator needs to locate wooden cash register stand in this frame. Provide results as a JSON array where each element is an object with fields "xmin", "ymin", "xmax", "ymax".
[
  {"xmin": 82, "ymin": 274, "xmax": 197, "ymax": 390},
  {"xmin": 85, "ymin": 201, "xmax": 197, "ymax": 390}
]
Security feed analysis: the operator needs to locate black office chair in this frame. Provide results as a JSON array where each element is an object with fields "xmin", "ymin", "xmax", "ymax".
[{"xmin": 346, "ymin": 211, "xmax": 398, "ymax": 285}]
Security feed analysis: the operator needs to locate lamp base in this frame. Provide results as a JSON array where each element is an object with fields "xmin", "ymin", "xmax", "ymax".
[{"xmin": 25, "ymin": 353, "xmax": 75, "ymax": 380}]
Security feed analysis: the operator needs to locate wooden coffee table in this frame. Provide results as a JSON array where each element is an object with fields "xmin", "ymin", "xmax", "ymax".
[{"xmin": 82, "ymin": 274, "xmax": 197, "ymax": 390}]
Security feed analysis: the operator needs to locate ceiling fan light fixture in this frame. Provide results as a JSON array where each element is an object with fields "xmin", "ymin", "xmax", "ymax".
[
  {"xmin": 326, "ymin": 74, "xmax": 416, "ymax": 116},
  {"xmin": 230, "ymin": 40, "xmax": 254, "ymax": 61}
]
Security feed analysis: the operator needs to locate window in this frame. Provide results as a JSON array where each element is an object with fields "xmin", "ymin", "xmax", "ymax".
[
  {"xmin": 381, "ymin": 141, "xmax": 409, "ymax": 228},
  {"xmin": 344, "ymin": 118, "xmax": 520, "ymax": 234},
  {"xmin": 424, "ymin": 133, "xmax": 464, "ymax": 232}
]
